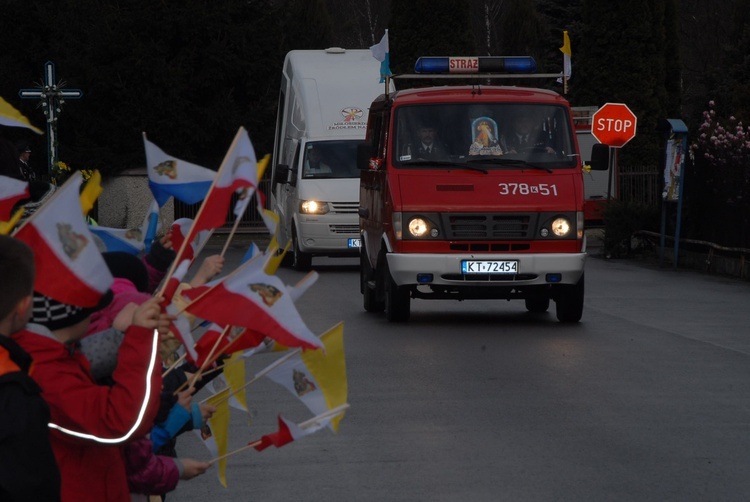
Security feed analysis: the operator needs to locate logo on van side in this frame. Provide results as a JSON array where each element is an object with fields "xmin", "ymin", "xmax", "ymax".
[
  {"xmin": 328, "ymin": 107, "xmax": 367, "ymax": 130},
  {"xmin": 342, "ymin": 107, "xmax": 364, "ymax": 122}
]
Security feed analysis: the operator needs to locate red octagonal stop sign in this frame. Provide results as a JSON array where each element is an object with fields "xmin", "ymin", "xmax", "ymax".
[{"xmin": 591, "ymin": 103, "xmax": 638, "ymax": 147}]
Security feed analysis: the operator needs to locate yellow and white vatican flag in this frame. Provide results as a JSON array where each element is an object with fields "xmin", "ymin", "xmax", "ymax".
[{"xmin": 261, "ymin": 322, "xmax": 347, "ymax": 431}]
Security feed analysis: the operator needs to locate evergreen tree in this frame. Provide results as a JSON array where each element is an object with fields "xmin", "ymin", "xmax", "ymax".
[
  {"xmin": 662, "ymin": 0, "xmax": 681, "ymax": 118},
  {"xmin": 1, "ymin": 0, "xmax": 285, "ymax": 174},
  {"xmin": 280, "ymin": 0, "xmax": 334, "ymax": 53},
  {"xmin": 717, "ymin": 0, "xmax": 750, "ymax": 120},
  {"xmin": 390, "ymin": 0, "xmax": 476, "ymax": 75},
  {"xmin": 574, "ymin": 0, "xmax": 673, "ymax": 166}
]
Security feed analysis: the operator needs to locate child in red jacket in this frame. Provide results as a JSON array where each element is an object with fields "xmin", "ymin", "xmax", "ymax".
[{"xmin": 14, "ymin": 291, "xmax": 166, "ymax": 502}]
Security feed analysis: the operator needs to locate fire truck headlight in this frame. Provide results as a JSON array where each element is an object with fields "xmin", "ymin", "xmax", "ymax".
[
  {"xmin": 408, "ymin": 217, "xmax": 431, "ymax": 238},
  {"xmin": 300, "ymin": 200, "xmax": 329, "ymax": 215},
  {"xmin": 551, "ymin": 217, "xmax": 571, "ymax": 237}
]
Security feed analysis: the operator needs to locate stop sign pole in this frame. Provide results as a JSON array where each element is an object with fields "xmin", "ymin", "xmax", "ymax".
[{"xmin": 590, "ymin": 103, "xmax": 637, "ymax": 201}]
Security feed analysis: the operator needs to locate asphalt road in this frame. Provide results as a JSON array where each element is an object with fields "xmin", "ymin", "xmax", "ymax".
[{"xmin": 172, "ymin": 245, "xmax": 750, "ymax": 501}]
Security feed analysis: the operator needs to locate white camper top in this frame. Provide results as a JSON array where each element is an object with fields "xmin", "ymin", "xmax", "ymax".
[{"xmin": 283, "ymin": 48, "xmax": 389, "ymax": 140}]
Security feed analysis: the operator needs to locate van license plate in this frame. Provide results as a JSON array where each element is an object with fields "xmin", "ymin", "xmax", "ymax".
[
  {"xmin": 461, "ymin": 260, "xmax": 518, "ymax": 274},
  {"xmin": 348, "ymin": 238, "xmax": 361, "ymax": 248}
]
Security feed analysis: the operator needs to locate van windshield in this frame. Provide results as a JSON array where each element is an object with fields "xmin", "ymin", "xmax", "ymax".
[
  {"xmin": 302, "ymin": 140, "xmax": 363, "ymax": 179},
  {"xmin": 393, "ymin": 103, "xmax": 577, "ymax": 170}
]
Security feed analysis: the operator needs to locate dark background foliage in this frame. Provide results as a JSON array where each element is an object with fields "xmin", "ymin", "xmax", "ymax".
[
  {"xmin": 2, "ymin": 0, "xmax": 749, "ymax": 245},
  {"xmin": 2, "ymin": 0, "xmax": 746, "ymax": 171}
]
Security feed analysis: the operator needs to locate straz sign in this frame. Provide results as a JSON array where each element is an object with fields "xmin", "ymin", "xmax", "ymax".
[
  {"xmin": 448, "ymin": 57, "xmax": 479, "ymax": 73},
  {"xmin": 591, "ymin": 103, "xmax": 638, "ymax": 147}
]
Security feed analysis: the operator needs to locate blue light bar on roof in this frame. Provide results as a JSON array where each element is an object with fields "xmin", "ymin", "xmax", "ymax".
[{"xmin": 414, "ymin": 56, "xmax": 537, "ymax": 74}]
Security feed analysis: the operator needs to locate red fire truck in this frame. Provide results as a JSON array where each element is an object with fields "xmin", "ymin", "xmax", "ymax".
[{"xmin": 357, "ymin": 56, "xmax": 608, "ymax": 322}]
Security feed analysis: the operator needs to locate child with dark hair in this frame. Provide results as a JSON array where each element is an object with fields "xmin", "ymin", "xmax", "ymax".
[
  {"xmin": 0, "ymin": 235, "xmax": 60, "ymax": 501},
  {"xmin": 13, "ymin": 286, "xmax": 166, "ymax": 501}
]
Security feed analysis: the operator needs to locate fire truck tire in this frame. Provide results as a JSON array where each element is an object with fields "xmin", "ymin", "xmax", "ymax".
[
  {"xmin": 292, "ymin": 227, "xmax": 312, "ymax": 271},
  {"xmin": 525, "ymin": 296, "xmax": 550, "ymax": 313},
  {"xmin": 361, "ymin": 248, "xmax": 384, "ymax": 313},
  {"xmin": 385, "ymin": 261, "xmax": 410, "ymax": 322},
  {"xmin": 555, "ymin": 274, "xmax": 584, "ymax": 322}
]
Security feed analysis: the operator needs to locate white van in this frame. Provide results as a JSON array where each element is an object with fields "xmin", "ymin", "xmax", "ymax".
[{"xmin": 270, "ymin": 48, "xmax": 393, "ymax": 270}]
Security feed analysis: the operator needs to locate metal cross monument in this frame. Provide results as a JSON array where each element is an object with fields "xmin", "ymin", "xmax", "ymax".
[{"xmin": 19, "ymin": 61, "xmax": 83, "ymax": 174}]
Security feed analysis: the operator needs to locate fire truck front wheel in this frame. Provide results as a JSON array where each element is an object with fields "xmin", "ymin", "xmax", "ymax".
[
  {"xmin": 554, "ymin": 274, "xmax": 584, "ymax": 323},
  {"xmin": 361, "ymin": 247, "xmax": 385, "ymax": 313},
  {"xmin": 385, "ymin": 260, "xmax": 410, "ymax": 322}
]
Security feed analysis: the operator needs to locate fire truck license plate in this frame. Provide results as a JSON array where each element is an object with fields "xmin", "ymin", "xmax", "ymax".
[{"xmin": 461, "ymin": 260, "xmax": 518, "ymax": 274}]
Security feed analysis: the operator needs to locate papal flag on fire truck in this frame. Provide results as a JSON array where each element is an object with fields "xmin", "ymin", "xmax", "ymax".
[
  {"xmin": 182, "ymin": 256, "xmax": 324, "ymax": 351},
  {"xmin": 557, "ymin": 30, "xmax": 572, "ymax": 84},
  {"xmin": 13, "ymin": 172, "xmax": 113, "ymax": 307}
]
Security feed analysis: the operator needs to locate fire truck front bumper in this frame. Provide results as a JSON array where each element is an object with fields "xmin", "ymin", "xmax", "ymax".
[{"xmin": 386, "ymin": 252, "xmax": 586, "ymax": 288}]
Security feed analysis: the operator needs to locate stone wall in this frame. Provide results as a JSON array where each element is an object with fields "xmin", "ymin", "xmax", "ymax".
[{"xmin": 97, "ymin": 168, "xmax": 174, "ymax": 231}]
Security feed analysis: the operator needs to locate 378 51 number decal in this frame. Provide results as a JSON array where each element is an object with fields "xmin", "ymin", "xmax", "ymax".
[{"xmin": 498, "ymin": 183, "xmax": 558, "ymax": 196}]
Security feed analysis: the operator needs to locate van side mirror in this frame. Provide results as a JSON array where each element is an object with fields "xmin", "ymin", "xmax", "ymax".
[
  {"xmin": 588, "ymin": 143, "xmax": 610, "ymax": 171},
  {"xmin": 357, "ymin": 143, "xmax": 374, "ymax": 171},
  {"xmin": 274, "ymin": 164, "xmax": 290, "ymax": 184}
]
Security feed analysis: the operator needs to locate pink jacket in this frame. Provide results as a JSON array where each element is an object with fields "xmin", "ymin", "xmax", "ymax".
[
  {"xmin": 86, "ymin": 278, "xmax": 151, "ymax": 336},
  {"xmin": 125, "ymin": 436, "xmax": 181, "ymax": 495}
]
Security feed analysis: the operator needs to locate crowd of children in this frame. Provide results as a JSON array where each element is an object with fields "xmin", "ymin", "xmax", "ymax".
[{"xmin": 0, "ymin": 227, "xmax": 227, "ymax": 501}]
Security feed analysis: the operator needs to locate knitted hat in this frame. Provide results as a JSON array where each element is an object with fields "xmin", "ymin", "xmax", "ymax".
[{"xmin": 31, "ymin": 290, "xmax": 114, "ymax": 331}]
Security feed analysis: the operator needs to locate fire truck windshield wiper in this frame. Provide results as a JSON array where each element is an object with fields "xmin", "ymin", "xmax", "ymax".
[
  {"xmin": 402, "ymin": 159, "xmax": 484, "ymax": 170},
  {"xmin": 466, "ymin": 157, "xmax": 553, "ymax": 173},
  {"xmin": 402, "ymin": 160, "xmax": 493, "ymax": 174}
]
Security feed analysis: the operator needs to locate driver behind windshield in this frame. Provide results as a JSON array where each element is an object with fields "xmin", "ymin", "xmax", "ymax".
[{"xmin": 506, "ymin": 115, "xmax": 556, "ymax": 154}]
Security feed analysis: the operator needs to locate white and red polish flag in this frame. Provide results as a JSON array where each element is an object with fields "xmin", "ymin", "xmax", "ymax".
[
  {"xmin": 168, "ymin": 218, "xmax": 210, "ymax": 263},
  {"xmin": 193, "ymin": 323, "xmax": 266, "ymax": 367},
  {"xmin": 160, "ymin": 260, "xmax": 190, "ymax": 306},
  {"xmin": 250, "ymin": 404, "xmax": 349, "ymax": 452},
  {"xmin": 0, "ymin": 175, "xmax": 29, "ymax": 220},
  {"xmin": 158, "ymin": 259, "xmax": 199, "ymax": 362},
  {"xmin": 252, "ymin": 413, "xmax": 334, "ymax": 452},
  {"xmin": 12, "ymin": 172, "xmax": 113, "ymax": 307},
  {"xmin": 186, "ymin": 127, "xmax": 258, "ymax": 241},
  {"xmin": 166, "ymin": 303, "xmax": 197, "ymax": 362},
  {"xmin": 182, "ymin": 257, "xmax": 323, "ymax": 351}
]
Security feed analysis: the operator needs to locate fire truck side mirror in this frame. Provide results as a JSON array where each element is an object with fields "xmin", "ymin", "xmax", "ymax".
[
  {"xmin": 588, "ymin": 143, "xmax": 610, "ymax": 171},
  {"xmin": 357, "ymin": 143, "xmax": 374, "ymax": 171}
]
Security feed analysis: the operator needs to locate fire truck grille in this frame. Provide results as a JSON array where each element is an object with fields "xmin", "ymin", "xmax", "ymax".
[{"xmin": 443, "ymin": 214, "xmax": 532, "ymax": 239}]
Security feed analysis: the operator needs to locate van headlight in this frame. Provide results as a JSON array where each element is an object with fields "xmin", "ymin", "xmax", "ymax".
[
  {"xmin": 300, "ymin": 200, "xmax": 329, "ymax": 214},
  {"xmin": 551, "ymin": 217, "xmax": 571, "ymax": 237}
]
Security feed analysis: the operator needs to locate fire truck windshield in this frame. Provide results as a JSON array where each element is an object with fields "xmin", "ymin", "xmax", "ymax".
[{"xmin": 394, "ymin": 103, "xmax": 577, "ymax": 169}]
